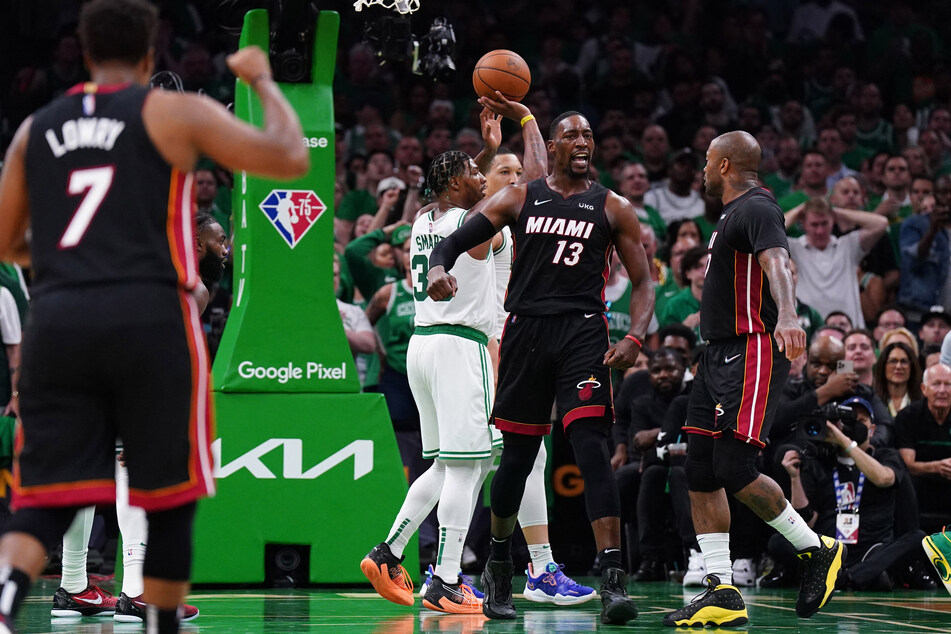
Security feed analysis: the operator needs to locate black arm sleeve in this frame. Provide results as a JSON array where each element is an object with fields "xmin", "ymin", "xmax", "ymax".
[{"xmin": 429, "ymin": 213, "xmax": 498, "ymax": 271}]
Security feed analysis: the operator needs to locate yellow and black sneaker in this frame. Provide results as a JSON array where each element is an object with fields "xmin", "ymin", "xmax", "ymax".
[
  {"xmin": 795, "ymin": 535, "xmax": 846, "ymax": 618},
  {"xmin": 663, "ymin": 574, "xmax": 748, "ymax": 628}
]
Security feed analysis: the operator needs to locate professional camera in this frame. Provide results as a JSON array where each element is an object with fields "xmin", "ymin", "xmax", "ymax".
[
  {"xmin": 414, "ymin": 17, "xmax": 456, "ymax": 83},
  {"xmin": 797, "ymin": 402, "xmax": 868, "ymax": 459}
]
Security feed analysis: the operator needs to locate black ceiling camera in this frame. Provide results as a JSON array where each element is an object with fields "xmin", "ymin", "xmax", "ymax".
[
  {"xmin": 362, "ymin": 10, "xmax": 457, "ymax": 83},
  {"xmin": 268, "ymin": 0, "xmax": 318, "ymax": 83}
]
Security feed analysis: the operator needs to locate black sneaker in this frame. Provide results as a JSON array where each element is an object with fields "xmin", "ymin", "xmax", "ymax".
[
  {"xmin": 481, "ymin": 559, "xmax": 516, "ymax": 620},
  {"xmin": 599, "ymin": 567, "xmax": 638, "ymax": 625},
  {"xmin": 796, "ymin": 535, "xmax": 846, "ymax": 618},
  {"xmin": 632, "ymin": 554, "xmax": 666, "ymax": 582},
  {"xmin": 421, "ymin": 574, "xmax": 483, "ymax": 614},
  {"xmin": 663, "ymin": 574, "xmax": 748, "ymax": 627}
]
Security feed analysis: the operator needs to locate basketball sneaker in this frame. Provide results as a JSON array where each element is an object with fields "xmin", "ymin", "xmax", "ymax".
[
  {"xmin": 682, "ymin": 548, "xmax": 707, "ymax": 587},
  {"xmin": 795, "ymin": 535, "xmax": 846, "ymax": 618},
  {"xmin": 421, "ymin": 574, "xmax": 483, "ymax": 614},
  {"xmin": 51, "ymin": 585, "xmax": 118, "ymax": 617},
  {"xmin": 922, "ymin": 527, "xmax": 951, "ymax": 595},
  {"xmin": 599, "ymin": 567, "xmax": 638, "ymax": 625},
  {"xmin": 663, "ymin": 574, "xmax": 748, "ymax": 627},
  {"xmin": 420, "ymin": 565, "xmax": 483, "ymax": 600},
  {"xmin": 361, "ymin": 542, "xmax": 415, "ymax": 606},
  {"xmin": 732, "ymin": 557, "xmax": 756, "ymax": 587},
  {"xmin": 523, "ymin": 562, "xmax": 596, "ymax": 605},
  {"xmin": 480, "ymin": 559, "xmax": 516, "ymax": 620},
  {"xmin": 113, "ymin": 593, "xmax": 199, "ymax": 623}
]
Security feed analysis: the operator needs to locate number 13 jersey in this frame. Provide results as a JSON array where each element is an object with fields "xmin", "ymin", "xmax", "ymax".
[
  {"xmin": 411, "ymin": 207, "xmax": 496, "ymax": 336},
  {"xmin": 505, "ymin": 178, "xmax": 613, "ymax": 316},
  {"xmin": 24, "ymin": 83, "xmax": 198, "ymax": 297}
]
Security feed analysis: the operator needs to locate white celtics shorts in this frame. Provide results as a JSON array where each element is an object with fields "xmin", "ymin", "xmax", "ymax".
[{"xmin": 407, "ymin": 325, "xmax": 503, "ymax": 460}]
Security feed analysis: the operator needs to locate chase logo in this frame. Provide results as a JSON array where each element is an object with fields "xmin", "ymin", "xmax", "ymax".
[{"xmin": 259, "ymin": 190, "xmax": 326, "ymax": 249}]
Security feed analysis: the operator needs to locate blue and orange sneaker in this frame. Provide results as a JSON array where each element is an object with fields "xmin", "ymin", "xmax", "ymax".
[
  {"xmin": 522, "ymin": 562, "xmax": 597, "ymax": 606},
  {"xmin": 420, "ymin": 565, "xmax": 484, "ymax": 599}
]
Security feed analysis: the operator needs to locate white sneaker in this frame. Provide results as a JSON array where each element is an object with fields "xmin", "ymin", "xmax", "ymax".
[
  {"xmin": 732, "ymin": 557, "xmax": 756, "ymax": 587},
  {"xmin": 682, "ymin": 549, "xmax": 706, "ymax": 586}
]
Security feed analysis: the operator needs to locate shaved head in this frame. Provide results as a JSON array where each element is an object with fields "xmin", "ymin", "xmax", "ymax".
[
  {"xmin": 703, "ymin": 130, "xmax": 762, "ymax": 200},
  {"xmin": 711, "ymin": 131, "xmax": 762, "ymax": 174}
]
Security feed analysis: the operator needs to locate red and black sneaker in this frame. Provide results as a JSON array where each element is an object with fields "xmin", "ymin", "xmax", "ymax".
[
  {"xmin": 114, "ymin": 593, "xmax": 199, "ymax": 623},
  {"xmin": 51, "ymin": 585, "xmax": 118, "ymax": 617}
]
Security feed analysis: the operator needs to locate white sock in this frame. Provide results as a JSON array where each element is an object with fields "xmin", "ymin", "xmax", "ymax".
[
  {"xmin": 528, "ymin": 544, "xmax": 555, "ymax": 573},
  {"xmin": 432, "ymin": 461, "xmax": 488, "ymax": 584},
  {"xmin": 517, "ymin": 443, "xmax": 548, "ymax": 528},
  {"xmin": 766, "ymin": 501, "xmax": 821, "ymax": 551},
  {"xmin": 116, "ymin": 462, "xmax": 147, "ymax": 598},
  {"xmin": 386, "ymin": 461, "xmax": 446, "ymax": 559},
  {"xmin": 434, "ymin": 527, "xmax": 467, "ymax": 585},
  {"xmin": 60, "ymin": 506, "xmax": 95, "ymax": 593},
  {"xmin": 696, "ymin": 533, "xmax": 732, "ymax": 582}
]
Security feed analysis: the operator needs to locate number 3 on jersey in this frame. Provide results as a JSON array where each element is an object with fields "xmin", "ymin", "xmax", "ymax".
[
  {"xmin": 60, "ymin": 165, "xmax": 115, "ymax": 248},
  {"xmin": 553, "ymin": 240, "xmax": 583, "ymax": 266},
  {"xmin": 412, "ymin": 253, "xmax": 449, "ymax": 301}
]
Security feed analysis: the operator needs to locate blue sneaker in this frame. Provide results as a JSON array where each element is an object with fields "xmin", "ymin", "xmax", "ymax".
[
  {"xmin": 523, "ymin": 562, "xmax": 597, "ymax": 606},
  {"xmin": 420, "ymin": 565, "xmax": 484, "ymax": 600}
]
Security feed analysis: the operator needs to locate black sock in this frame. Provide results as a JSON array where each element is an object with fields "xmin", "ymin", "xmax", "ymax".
[
  {"xmin": 599, "ymin": 548, "xmax": 623, "ymax": 573},
  {"xmin": 489, "ymin": 535, "xmax": 512, "ymax": 562},
  {"xmin": 145, "ymin": 605, "xmax": 180, "ymax": 634},
  {"xmin": 0, "ymin": 566, "xmax": 31, "ymax": 620}
]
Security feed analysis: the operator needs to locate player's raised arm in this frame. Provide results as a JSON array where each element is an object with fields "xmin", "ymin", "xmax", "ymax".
[
  {"xmin": 143, "ymin": 46, "xmax": 309, "ymax": 179},
  {"xmin": 756, "ymin": 246, "xmax": 806, "ymax": 360},
  {"xmin": 478, "ymin": 92, "xmax": 546, "ymax": 182},
  {"xmin": 603, "ymin": 192, "xmax": 654, "ymax": 369}
]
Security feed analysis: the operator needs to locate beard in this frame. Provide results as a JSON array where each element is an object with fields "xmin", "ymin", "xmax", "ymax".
[{"xmin": 199, "ymin": 253, "xmax": 226, "ymax": 284}]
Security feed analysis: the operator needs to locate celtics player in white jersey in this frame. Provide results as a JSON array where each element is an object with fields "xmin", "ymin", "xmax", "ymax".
[
  {"xmin": 361, "ymin": 95, "xmax": 548, "ymax": 614},
  {"xmin": 482, "ymin": 147, "xmax": 596, "ymax": 605}
]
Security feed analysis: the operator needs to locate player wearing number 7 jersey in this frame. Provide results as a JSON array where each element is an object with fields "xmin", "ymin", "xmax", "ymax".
[
  {"xmin": 426, "ymin": 111, "xmax": 654, "ymax": 624},
  {"xmin": 0, "ymin": 1, "xmax": 307, "ymax": 632}
]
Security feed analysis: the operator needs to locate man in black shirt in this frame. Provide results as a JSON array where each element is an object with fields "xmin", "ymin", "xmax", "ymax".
[
  {"xmin": 897, "ymin": 363, "xmax": 951, "ymax": 532},
  {"xmin": 666, "ymin": 132, "xmax": 843, "ymax": 629},
  {"xmin": 778, "ymin": 398, "xmax": 932, "ymax": 590},
  {"xmin": 427, "ymin": 111, "xmax": 653, "ymax": 625}
]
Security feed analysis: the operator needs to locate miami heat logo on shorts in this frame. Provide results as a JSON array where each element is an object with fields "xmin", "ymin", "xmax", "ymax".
[{"xmin": 577, "ymin": 376, "xmax": 601, "ymax": 401}]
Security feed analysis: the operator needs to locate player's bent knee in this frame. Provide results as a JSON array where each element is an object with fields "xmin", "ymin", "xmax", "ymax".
[
  {"xmin": 712, "ymin": 441, "xmax": 761, "ymax": 496},
  {"xmin": 3, "ymin": 506, "xmax": 80, "ymax": 552},
  {"xmin": 684, "ymin": 452, "xmax": 719, "ymax": 492},
  {"xmin": 143, "ymin": 502, "xmax": 196, "ymax": 581}
]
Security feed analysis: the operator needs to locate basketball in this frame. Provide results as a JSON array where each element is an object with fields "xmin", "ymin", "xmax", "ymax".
[{"xmin": 472, "ymin": 50, "xmax": 531, "ymax": 102}]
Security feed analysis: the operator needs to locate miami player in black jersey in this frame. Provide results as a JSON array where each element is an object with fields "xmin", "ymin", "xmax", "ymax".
[
  {"xmin": 427, "ymin": 111, "xmax": 653, "ymax": 625},
  {"xmin": 664, "ymin": 131, "xmax": 845, "ymax": 628},
  {"xmin": 0, "ymin": 0, "xmax": 307, "ymax": 632}
]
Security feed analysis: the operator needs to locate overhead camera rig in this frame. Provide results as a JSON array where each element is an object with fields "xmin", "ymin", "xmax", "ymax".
[{"xmin": 360, "ymin": 9, "xmax": 457, "ymax": 83}]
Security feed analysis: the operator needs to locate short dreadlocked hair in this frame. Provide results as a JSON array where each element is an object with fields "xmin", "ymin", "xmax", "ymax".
[{"xmin": 426, "ymin": 151, "xmax": 471, "ymax": 196}]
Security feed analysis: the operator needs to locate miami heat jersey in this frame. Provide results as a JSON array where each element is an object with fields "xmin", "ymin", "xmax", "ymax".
[
  {"xmin": 700, "ymin": 187, "xmax": 789, "ymax": 341},
  {"xmin": 24, "ymin": 83, "xmax": 198, "ymax": 296},
  {"xmin": 505, "ymin": 178, "xmax": 613, "ymax": 316}
]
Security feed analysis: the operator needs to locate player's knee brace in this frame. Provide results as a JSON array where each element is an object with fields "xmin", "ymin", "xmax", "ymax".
[
  {"xmin": 491, "ymin": 432, "xmax": 542, "ymax": 518},
  {"xmin": 684, "ymin": 433, "xmax": 719, "ymax": 492},
  {"xmin": 712, "ymin": 439, "xmax": 761, "ymax": 495},
  {"xmin": 567, "ymin": 422, "xmax": 620, "ymax": 521},
  {"xmin": 143, "ymin": 502, "xmax": 196, "ymax": 582},
  {"xmin": 2, "ymin": 506, "xmax": 80, "ymax": 552}
]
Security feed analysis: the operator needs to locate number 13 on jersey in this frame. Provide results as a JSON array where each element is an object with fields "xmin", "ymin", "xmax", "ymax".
[{"xmin": 553, "ymin": 240, "xmax": 583, "ymax": 266}]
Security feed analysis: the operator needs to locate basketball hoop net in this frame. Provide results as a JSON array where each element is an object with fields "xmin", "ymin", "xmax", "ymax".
[{"xmin": 353, "ymin": 0, "xmax": 419, "ymax": 15}]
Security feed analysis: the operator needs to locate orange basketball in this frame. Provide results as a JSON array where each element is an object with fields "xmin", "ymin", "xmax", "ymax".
[{"xmin": 472, "ymin": 49, "xmax": 531, "ymax": 102}]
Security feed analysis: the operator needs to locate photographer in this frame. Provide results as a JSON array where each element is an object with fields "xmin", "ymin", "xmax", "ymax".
[
  {"xmin": 897, "ymin": 183, "xmax": 950, "ymax": 328},
  {"xmin": 766, "ymin": 398, "xmax": 934, "ymax": 590},
  {"xmin": 770, "ymin": 335, "xmax": 891, "ymax": 458}
]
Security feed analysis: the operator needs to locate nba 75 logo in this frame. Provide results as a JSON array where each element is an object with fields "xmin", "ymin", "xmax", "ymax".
[{"xmin": 259, "ymin": 190, "xmax": 326, "ymax": 249}]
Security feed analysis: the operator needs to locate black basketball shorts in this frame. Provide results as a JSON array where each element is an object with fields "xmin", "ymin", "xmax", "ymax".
[
  {"xmin": 685, "ymin": 333, "xmax": 790, "ymax": 448},
  {"xmin": 14, "ymin": 283, "xmax": 215, "ymax": 512},
  {"xmin": 493, "ymin": 313, "xmax": 614, "ymax": 436}
]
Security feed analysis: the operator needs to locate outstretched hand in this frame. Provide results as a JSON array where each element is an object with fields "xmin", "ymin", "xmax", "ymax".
[
  {"xmin": 478, "ymin": 92, "xmax": 531, "ymax": 123},
  {"xmin": 479, "ymin": 107, "xmax": 502, "ymax": 153}
]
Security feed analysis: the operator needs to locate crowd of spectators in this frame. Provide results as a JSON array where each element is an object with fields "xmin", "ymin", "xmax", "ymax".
[{"xmin": 3, "ymin": 0, "xmax": 951, "ymax": 586}]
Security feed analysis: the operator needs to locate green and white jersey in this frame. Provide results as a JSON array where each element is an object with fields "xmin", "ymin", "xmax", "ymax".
[
  {"xmin": 492, "ymin": 225, "xmax": 513, "ymax": 339},
  {"xmin": 410, "ymin": 207, "xmax": 496, "ymax": 336}
]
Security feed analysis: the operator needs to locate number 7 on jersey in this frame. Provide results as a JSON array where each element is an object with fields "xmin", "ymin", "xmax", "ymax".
[{"xmin": 59, "ymin": 165, "xmax": 115, "ymax": 249}]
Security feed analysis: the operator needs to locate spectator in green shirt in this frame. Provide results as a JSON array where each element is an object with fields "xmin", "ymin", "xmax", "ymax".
[
  {"xmin": 659, "ymin": 245, "xmax": 707, "ymax": 340},
  {"xmin": 618, "ymin": 162, "xmax": 667, "ymax": 243},
  {"xmin": 763, "ymin": 135, "xmax": 802, "ymax": 200},
  {"xmin": 831, "ymin": 105, "xmax": 876, "ymax": 171},
  {"xmin": 778, "ymin": 149, "xmax": 828, "ymax": 214}
]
